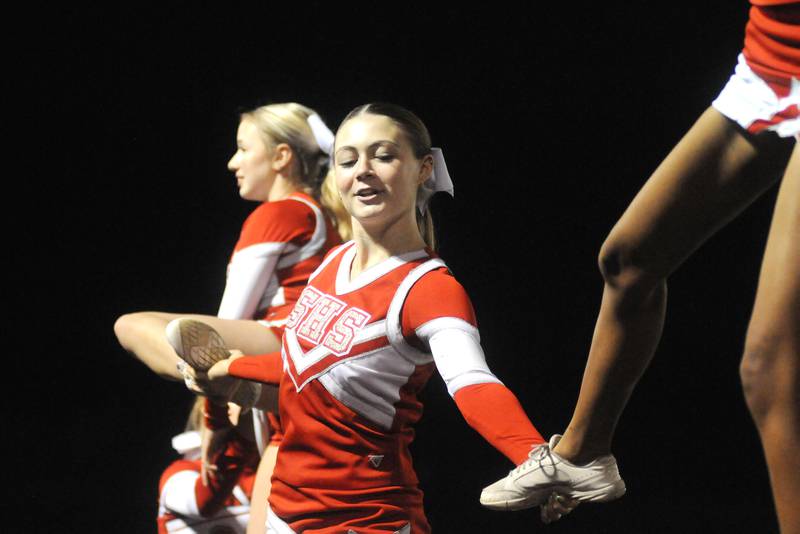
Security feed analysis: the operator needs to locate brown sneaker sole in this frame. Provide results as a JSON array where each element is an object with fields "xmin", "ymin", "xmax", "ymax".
[
  {"xmin": 166, "ymin": 318, "xmax": 261, "ymax": 412},
  {"xmin": 165, "ymin": 319, "xmax": 230, "ymax": 371}
]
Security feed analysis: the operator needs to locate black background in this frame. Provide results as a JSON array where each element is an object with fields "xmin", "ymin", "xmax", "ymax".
[{"xmin": 13, "ymin": 3, "xmax": 795, "ymax": 532}]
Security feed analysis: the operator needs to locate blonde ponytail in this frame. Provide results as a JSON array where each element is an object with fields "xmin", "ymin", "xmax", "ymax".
[{"xmin": 320, "ymin": 168, "xmax": 352, "ymax": 241}]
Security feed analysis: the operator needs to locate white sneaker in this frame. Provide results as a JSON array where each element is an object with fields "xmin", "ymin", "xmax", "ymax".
[
  {"xmin": 480, "ymin": 435, "xmax": 626, "ymax": 511},
  {"xmin": 165, "ymin": 318, "xmax": 261, "ymax": 411}
]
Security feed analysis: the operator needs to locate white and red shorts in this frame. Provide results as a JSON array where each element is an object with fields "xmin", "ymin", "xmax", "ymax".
[{"xmin": 712, "ymin": 54, "xmax": 799, "ymax": 138}]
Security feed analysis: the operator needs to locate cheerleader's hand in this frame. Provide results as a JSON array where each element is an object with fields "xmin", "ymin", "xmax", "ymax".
[
  {"xmin": 199, "ymin": 423, "xmax": 235, "ymax": 486},
  {"xmin": 540, "ymin": 492, "xmax": 579, "ymax": 523},
  {"xmin": 177, "ymin": 360, "xmax": 235, "ymax": 404},
  {"xmin": 207, "ymin": 349, "xmax": 244, "ymax": 381}
]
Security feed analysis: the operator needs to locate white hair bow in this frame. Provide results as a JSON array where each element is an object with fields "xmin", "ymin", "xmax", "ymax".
[
  {"xmin": 307, "ymin": 113, "xmax": 335, "ymax": 156},
  {"xmin": 417, "ymin": 147, "xmax": 454, "ymax": 213}
]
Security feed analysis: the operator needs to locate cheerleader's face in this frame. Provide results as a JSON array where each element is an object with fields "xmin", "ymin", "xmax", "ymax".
[
  {"xmin": 227, "ymin": 119, "xmax": 276, "ymax": 201},
  {"xmin": 334, "ymin": 114, "xmax": 431, "ymax": 228}
]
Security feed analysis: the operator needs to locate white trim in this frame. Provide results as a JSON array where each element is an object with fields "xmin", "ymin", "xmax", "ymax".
[
  {"xmin": 385, "ymin": 258, "xmax": 447, "ymax": 364},
  {"xmin": 712, "ymin": 54, "xmax": 800, "ymax": 138},
  {"xmin": 335, "ymin": 247, "xmax": 430, "ymax": 295},
  {"xmin": 252, "ymin": 408, "xmax": 267, "ymax": 456},
  {"xmin": 416, "ymin": 317, "xmax": 480, "ymax": 341},
  {"xmin": 164, "ymin": 505, "xmax": 250, "ymax": 532},
  {"xmin": 428, "ymin": 326, "xmax": 502, "ymax": 397},
  {"xmin": 171, "ymin": 430, "xmax": 201, "ymax": 456},
  {"xmin": 232, "ymin": 484, "xmax": 249, "ymax": 506},
  {"xmin": 308, "ymin": 242, "xmax": 353, "ymax": 283},
  {"xmin": 233, "ymin": 241, "xmax": 286, "ymax": 259},
  {"xmin": 285, "ymin": 321, "xmax": 388, "ymax": 390},
  {"xmin": 276, "ymin": 195, "xmax": 328, "ymax": 269},
  {"xmin": 162, "ymin": 470, "xmax": 201, "ymax": 516},
  {"xmin": 257, "ymin": 318, "xmax": 289, "ymax": 328},
  {"xmin": 318, "ymin": 345, "xmax": 417, "ymax": 430},
  {"xmin": 266, "ymin": 503, "xmax": 298, "ymax": 534},
  {"xmin": 218, "ymin": 242, "xmax": 285, "ymax": 320},
  {"xmin": 287, "ymin": 320, "xmax": 385, "ymax": 374}
]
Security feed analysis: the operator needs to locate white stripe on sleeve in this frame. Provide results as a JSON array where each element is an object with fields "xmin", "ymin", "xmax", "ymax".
[
  {"xmin": 420, "ymin": 317, "xmax": 502, "ymax": 397},
  {"xmin": 217, "ymin": 242, "xmax": 285, "ymax": 320}
]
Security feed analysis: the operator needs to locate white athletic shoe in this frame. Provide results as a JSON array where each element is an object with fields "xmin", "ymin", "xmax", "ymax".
[
  {"xmin": 165, "ymin": 318, "xmax": 261, "ymax": 411},
  {"xmin": 480, "ymin": 434, "xmax": 626, "ymax": 511}
]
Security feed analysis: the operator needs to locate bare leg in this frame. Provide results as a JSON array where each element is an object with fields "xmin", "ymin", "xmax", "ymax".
[
  {"xmin": 247, "ymin": 443, "xmax": 279, "ymax": 534},
  {"xmin": 740, "ymin": 144, "xmax": 799, "ymax": 534},
  {"xmin": 114, "ymin": 311, "xmax": 281, "ymax": 380},
  {"xmin": 554, "ymin": 108, "xmax": 783, "ymax": 462}
]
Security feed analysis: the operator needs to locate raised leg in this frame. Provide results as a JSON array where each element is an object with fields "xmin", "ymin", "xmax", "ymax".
[
  {"xmin": 554, "ymin": 108, "xmax": 782, "ymax": 462},
  {"xmin": 115, "ymin": 311, "xmax": 281, "ymax": 379}
]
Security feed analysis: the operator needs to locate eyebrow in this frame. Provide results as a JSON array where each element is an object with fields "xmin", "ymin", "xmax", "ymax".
[{"xmin": 335, "ymin": 140, "xmax": 400, "ymax": 155}]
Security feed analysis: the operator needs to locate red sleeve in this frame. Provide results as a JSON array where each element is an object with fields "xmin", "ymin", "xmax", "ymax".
[
  {"xmin": 235, "ymin": 199, "xmax": 316, "ymax": 252},
  {"xmin": 194, "ymin": 434, "xmax": 259, "ymax": 517},
  {"xmin": 401, "ymin": 268, "xmax": 476, "ymax": 338},
  {"xmin": 228, "ymin": 352, "xmax": 283, "ymax": 384},
  {"xmin": 454, "ymin": 382, "xmax": 545, "ymax": 465},
  {"xmin": 204, "ymin": 398, "xmax": 231, "ymax": 430}
]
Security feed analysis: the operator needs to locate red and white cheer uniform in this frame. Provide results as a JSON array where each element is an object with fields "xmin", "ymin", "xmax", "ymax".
[
  {"xmin": 218, "ymin": 191, "xmax": 341, "ymax": 336},
  {"xmin": 228, "ymin": 242, "xmax": 544, "ymax": 533},
  {"xmin": 712, "ymin": 1, "xmax": 800, "ymax": 137},
  {"xmin": 156, "ymin": 430, "xmax": 259, "ymax": 533},
  {"xmin": 218, "ymin": 192, "xmax": 341, "ymax": 450}
]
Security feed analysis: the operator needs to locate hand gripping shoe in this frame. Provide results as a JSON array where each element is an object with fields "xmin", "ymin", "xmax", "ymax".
[
  {"xmin": 480, "ymin": 434, "xmax": 626, "ymax": 511},
  {"xmin": 165, "ymin": 318, "xmax": 261, "ymax": 411}
]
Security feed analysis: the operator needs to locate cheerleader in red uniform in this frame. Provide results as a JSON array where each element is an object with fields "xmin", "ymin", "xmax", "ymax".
[
  {"xmin": 114, "ymin": 103, "xmax": 346, "ymax": 533},
  {"xmin": 157, "ymin": 399, "xmax": 259, "ymax": 534},
  {"xmin": 115, "ymin": 103, "xmax": 344, "ymax": 381},
  {"xmin": 481, "ymin": 3, "xmax": 800, "ymax": 531},
  {"xmin": 181, "ymin": 103, "xmax": 548, "ymax": 533}
]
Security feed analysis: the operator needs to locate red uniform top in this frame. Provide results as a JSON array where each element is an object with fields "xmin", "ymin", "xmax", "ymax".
[
  {"xmin": 219, "ymin": 192, "xmax": 340, "ymax": 448},
  {"xmin": 257, "ymin": 242, "xmax": 542, "ymax": 533},
  {"xmin": 157, "ymin": 431, "xmax": 258, "ymax": 534},
  {"xmin": 744, "ymin": 1, "xmax": 800, "ymax": 95},
  {"xmin": 218, "ymin": 191, "xmax": 341, "ymax": 328}
]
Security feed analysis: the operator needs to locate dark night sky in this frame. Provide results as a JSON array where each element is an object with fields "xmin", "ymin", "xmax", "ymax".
[{"xmin": 12, "ymin": 3, "xmax": 794, "ymax": 532}]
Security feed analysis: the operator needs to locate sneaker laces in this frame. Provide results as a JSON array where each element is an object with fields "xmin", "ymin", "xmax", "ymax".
[{"xmin": 512, "ymin": 441, "xmax": 553, "ymax": 474}]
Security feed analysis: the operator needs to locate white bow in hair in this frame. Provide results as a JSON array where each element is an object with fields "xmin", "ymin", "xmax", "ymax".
[
  {"xmin": 307, "ymin": 113, "xmax": 335, "ymax": 156},
  {"xmin": 417, "ymin": 147, "xmax": 454, "ymax": 213}
]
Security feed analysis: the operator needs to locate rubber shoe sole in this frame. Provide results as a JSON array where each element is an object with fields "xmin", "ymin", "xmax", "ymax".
[
  {"xmin": 165, "ymin": 318, "xmax": 230, "ymax": 371},
  {"xmin": 165, "ymin": 318, "xmax": 261, "ymax": 410},
  {"xmin": 480, "ymin": 435, "xmax": 626, "ymax": 511},
  {"xmin": 481, "ymin": 479, "xmax": 625, "ymax": 511}
]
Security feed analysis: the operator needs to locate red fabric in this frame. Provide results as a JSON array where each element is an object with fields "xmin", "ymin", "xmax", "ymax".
[
  {"xmin": 751, "ymin": 0, "xmax": 799, "ymax": 6},
  {"xmin": 156, "ymin": 436, "xmax": 258, "ymax": 532},
  {"xmin": 226, "ymin": 356, "xmax": 285, "ymax": 442},
  {"xmin": 743, "ymin": 3, "xmax": 800, "ymax": 96},
  {"xmin": 401, "ymin": 268, "xmax": 477, "ymax": 338},
  {"xmin": 271, "ymin": 245, "xmax": 437, "ymax": 532},
  {"xmin": 272, "ymin": 379, "xmax": 430, "ymax": 534},
  {"xmin": 454, "ymin": 382, "xmax": 545, "ymax": 465},
  {"xmin": 204, "ymin": 398, "xmax": 231, "ymax": 431},
  {"xmin": 266, "ymin": 410, "xmax": 284, "ymax": 444},
  {"xmin": 233, "ymin": 192, "xmax": 342, "ymax": 322},
  {"xmin": 228, "ymin": 352, "xmax": 283, "ymax": 384},
  {"xmin": 194, "ymin": 435, "xmax": 259, "ymax": 517},
  {"xmin": 748, "ymin": 103, "xmax": 800, "ymax": 133},
  {"xmin": 269, "ymin": 245, "xmax": 543, "ymax": 531}
]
